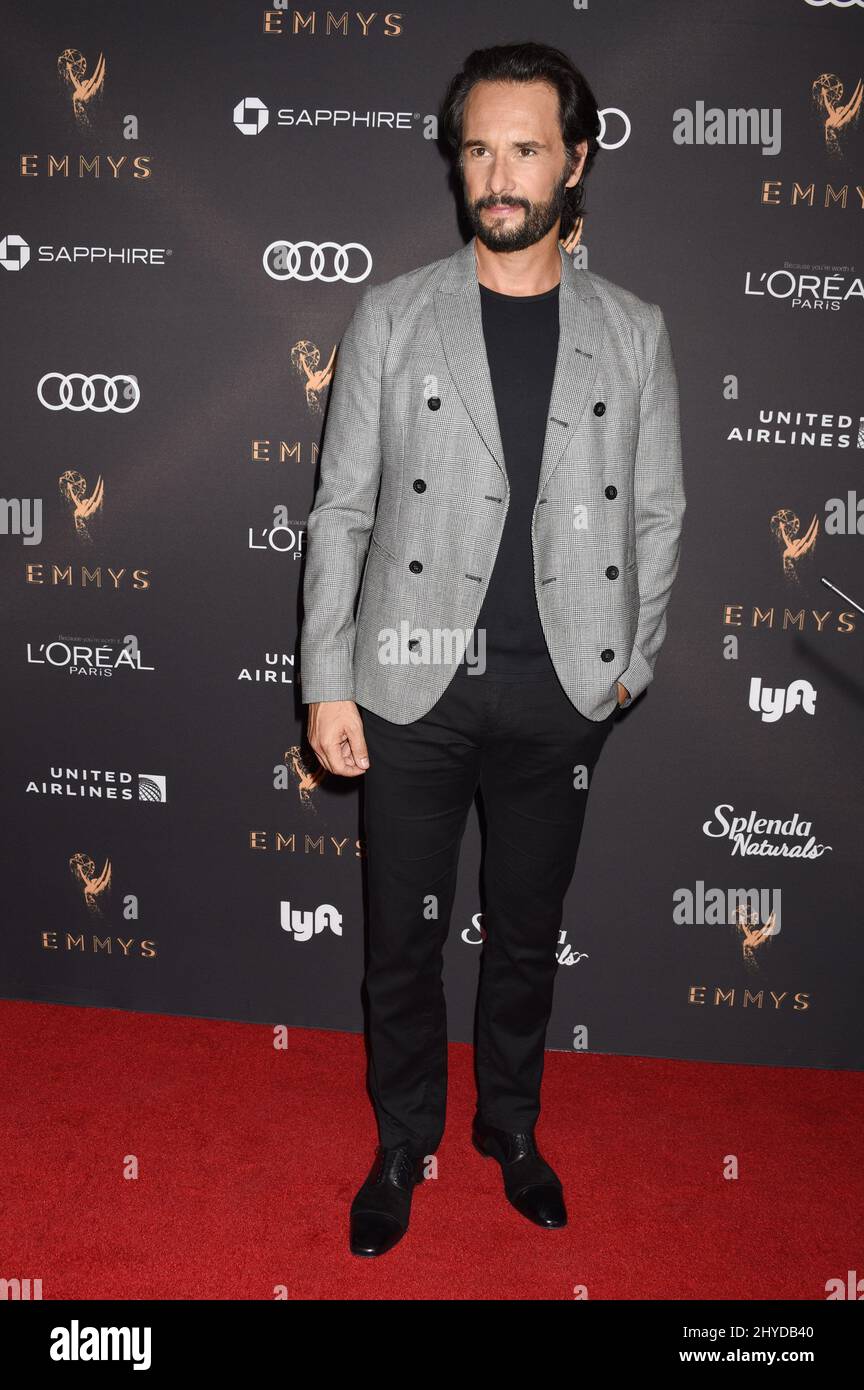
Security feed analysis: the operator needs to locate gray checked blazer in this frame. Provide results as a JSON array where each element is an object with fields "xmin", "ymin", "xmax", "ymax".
[{"xmin": 300, "ymin": 235, "xmax": 685, "ymax": 723}]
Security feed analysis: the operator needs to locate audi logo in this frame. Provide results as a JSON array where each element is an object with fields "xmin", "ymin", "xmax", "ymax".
[
  {"xmin": 262, "ymin": 240, "xmax": 372, "ymax": 283},
  {"xmin": 597, "ymin": 107, "xmax": 631, "ymax": 150},
  {"xmin": 37, "ymin": 373, "xmax": 140, "ymax": 412}
]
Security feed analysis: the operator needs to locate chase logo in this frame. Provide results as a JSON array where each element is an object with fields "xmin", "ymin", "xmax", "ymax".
[
  {"xmin": 0, "ymin": 235, "xmax": 30, "ymax": 271},
  {"xmin": 233, "ymin": 97, "xmax": 269, "ymax": 135}
]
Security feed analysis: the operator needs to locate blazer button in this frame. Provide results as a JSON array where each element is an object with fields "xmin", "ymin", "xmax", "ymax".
[
  {"xmin": 593, "ymin": 401, "xmax": 606, "ymax": 416},
  {"xmin": 409, "ymin": 560, "xmax": 423, "ymax": 573},
  {"xmin": 601, "ymin": 648, "xmax": 615, "ymax": 662},
  {"xmin": 412, "ymin": 479, "xmax": 426, "ymax": 492},
  {"xmin": 427, "ymin": 397, "xmax": 441, "ymax": 411},
  {"xmin": 604, "ymin": 484, "xmax": 617, "ymax": 499},
  {"xmin": 606, "ymin": 565, "xmax": 619, "ymax": 579}
]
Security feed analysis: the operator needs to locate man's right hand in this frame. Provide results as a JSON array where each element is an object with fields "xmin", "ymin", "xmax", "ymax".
[{"xmin": 307, "ymin": 700, "xmax": 370, "ymax": 777}]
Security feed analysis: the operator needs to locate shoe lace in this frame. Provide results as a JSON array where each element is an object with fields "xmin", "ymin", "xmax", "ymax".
[
  {"xmin": 507, "ymin": 1131, "xmax": 539, "ymax": 1163},
  {"xmin": 375, "ymin": 1144, "xmax": 418, "ymax": 1188}
]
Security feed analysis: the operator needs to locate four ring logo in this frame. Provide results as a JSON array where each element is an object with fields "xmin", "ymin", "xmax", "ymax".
[
  {"xmin": 262, "ymin": 240, "xmax": 372, "ymax": 282},
  {"xmin": 1, "ymin": 234, "xmax": 30, "ymax": 271},
  {"xmin": 233, "ymin": 96, "xmax": 269, "ymax": 134},
  {"xmin": 37, "ymin": 373, "xmax": 141, "ymax": 412},
  {"xmin": 598, "ymin": 107, "xmax": 631, "ymax": 150}
]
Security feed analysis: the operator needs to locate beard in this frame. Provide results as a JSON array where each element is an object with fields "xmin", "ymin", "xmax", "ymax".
[{"xmin": 463, "ymin": 164, "xmax": 573, "ymax": 252}]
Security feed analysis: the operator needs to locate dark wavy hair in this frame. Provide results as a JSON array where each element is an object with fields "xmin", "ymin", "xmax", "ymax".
[{"xmin": 438, "ymin": 41, "xmax": 601, "ymax": 243}]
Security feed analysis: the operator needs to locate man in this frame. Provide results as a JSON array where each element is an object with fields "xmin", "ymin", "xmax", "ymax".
[{"xmin": 300, "ymin": 41, "xmax": 685, "ymax": 1257}]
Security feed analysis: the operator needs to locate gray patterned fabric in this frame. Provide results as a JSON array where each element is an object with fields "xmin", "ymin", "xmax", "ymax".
[{"xmin": 300, "ymin": 235, "xmax": 685, "ymax": 723}]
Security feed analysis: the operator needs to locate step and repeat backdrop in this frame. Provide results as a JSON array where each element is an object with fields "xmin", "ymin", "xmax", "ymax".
[{"xmin": 2, "ymin": 0, "xmax": 862, "ymax": 1068}]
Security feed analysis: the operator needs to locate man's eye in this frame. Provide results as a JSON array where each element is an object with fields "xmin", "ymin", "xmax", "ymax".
[{"xmin": 467, "ymin": 147, "xmax": 534, "ymax": 157}]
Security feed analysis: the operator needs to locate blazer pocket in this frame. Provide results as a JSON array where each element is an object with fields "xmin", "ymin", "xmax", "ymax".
[{"xmin": 369, "ymin": 532, "xmax": 398, "ymax": 563}]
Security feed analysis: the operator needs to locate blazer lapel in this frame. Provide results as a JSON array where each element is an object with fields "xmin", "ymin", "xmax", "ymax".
[{"xmin": 434, "ymin": 235, "xmax": 604, "ymax": 497}]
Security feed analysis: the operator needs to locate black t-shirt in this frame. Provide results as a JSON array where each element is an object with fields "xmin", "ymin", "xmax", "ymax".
[{"xmin": 456, "ymin": 279, "xmax": 560, "ymax": 677}]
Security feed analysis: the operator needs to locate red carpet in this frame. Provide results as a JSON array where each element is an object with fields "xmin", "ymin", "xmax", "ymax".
[{"xmin": 1, "ymin": 999, "xmax": 860, "ymax": 1300}]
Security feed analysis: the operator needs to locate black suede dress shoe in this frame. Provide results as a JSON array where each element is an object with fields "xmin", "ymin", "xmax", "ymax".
[
  {"xmin": 349, "ymin": 1143, "xmax": 427, "ymax": 1257},
  {"xmin": 472, "ymin": 1118, "xmax": 567, "ymax": 1228}
]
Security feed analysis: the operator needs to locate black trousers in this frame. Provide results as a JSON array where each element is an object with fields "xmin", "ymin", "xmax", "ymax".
[{"xmin": 356, "ymin": 668, "xmax": 615, "ymax": 1157}]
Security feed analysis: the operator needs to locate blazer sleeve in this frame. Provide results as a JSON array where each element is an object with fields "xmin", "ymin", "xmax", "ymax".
[
  {"xmin": 299, "ymin": 283, "xmax": 384, "ymax": 704},
  {"xmin": 616, "ymin": 303, "xmax": 686, "ymax": 708}
]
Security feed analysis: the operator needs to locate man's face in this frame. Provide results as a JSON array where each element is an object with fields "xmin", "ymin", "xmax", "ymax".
[{"xmin": 459, "ymin": 79, "xmax": 586, "ymax": 253}]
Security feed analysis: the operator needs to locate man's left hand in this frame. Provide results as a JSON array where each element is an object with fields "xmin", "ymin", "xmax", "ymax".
[{"xmin": 616, "ymin": 681, "xmax": 630, "ymax": 706}]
